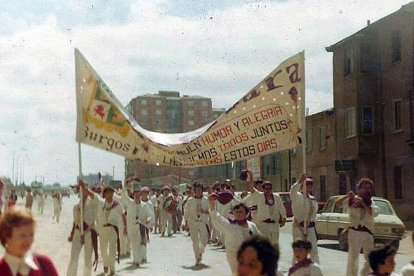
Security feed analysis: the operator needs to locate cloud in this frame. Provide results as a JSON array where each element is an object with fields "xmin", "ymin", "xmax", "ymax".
[{"xmin": 0, "ymin": 0, "xmax": 410, "ymax": 184}]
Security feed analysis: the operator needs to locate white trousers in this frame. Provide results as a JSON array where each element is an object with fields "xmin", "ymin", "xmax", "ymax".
[
  {"xmin": 119, "ymin": 223, "xmax": 129, "ymax": 255},
  {"xmin": 53, "ymin": 206, "xmax": 61, "ymax": 223},
  {"xmin": 188, "ymin": 220, "xmax": 209, "ymax": 259},
  {"xmin": 292, "ymin": 224, "xmax": 319, "ymax": 264},
  {"xmin": 160, "ymin": 210, "xmax": 173, "ymax": 235},
  {"xmin": 99, "ymin": 226, "xmax": 117, "ymax": 272},
  {"xmin": 66, "ymin": 230, "xmax": 93, "ymax": 276},
  {"xmin": 226, "ymin": 250, "xmax": 238, "ymax": 274},
  {"xmin": 256, "ymin": 221, "xmax": 280, "ymax": 245},
  {"xmin": 128, "ymin": 223, "xmax": 146, "ymax": 263},
  {"xmin": 346, "ymin": 229, "xmax": 374, "ymax": 276}
]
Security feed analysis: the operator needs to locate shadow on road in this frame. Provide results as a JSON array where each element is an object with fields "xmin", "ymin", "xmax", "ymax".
[
  {"xmin": 318, "ymin": 242, "xmax": 342, "ymax": 251},
  {"xmin": 182, "ymin": 264, "xmax": 210, "ymax": 271}
]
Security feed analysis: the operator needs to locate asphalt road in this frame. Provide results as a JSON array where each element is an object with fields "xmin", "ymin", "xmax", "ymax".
[{"xmin": 1, "ymin": 195, "xmax": 413, "ymax": 275}]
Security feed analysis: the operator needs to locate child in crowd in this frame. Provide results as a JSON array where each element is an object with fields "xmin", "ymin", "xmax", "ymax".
[
  {"xmin": 368, "ymin": 245, "xmax": 398, "ymax": 276},
  {"xmin": 288, "ymin": 240, "xmax": 323, "ymax": 276}
]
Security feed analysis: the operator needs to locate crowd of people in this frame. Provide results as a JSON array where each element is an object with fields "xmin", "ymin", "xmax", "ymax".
[{"xmin": 1, "ymin": 175, "xmax": 414, "ymax": 276}]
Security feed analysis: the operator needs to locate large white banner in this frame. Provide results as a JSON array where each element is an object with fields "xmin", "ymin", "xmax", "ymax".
[{"xmin": 75, "ymin": 49, "xmax": 304, "ymax": 167}]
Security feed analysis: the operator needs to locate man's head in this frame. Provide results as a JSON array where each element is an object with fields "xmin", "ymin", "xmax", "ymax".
[
  {"xmin": 140, "ymin": 186, "xmax": 150, "ymax": 200},
  {"xmin": 304, "ymin": 177, "xmax": 313, "ymax": 195},
  {"xmin": 232, "ymin": 203, "xmax": 249, "ymax": 220},
  {"xmin": 262, "ymin": 181, "xmax": 273, "ymax": 195},
  {"xmin": 161, "ymin": 186, "xmax": 171, "ymax": 196},
  {"xmin": 132, "ymin": 189, "xmax": 142, "ymax": 202},
  {"xmin": 368, "ymin": 245, "xmax": 396, "ymax": 274},
  {"xmin": 254, "ymin": 178, "xmax": 264, "ymax": 192},
  {"xmin": 193, "ymin": 182, "xmax": 203, "ymax": 197},
  {"xmin": 356, "ymin": 178, "xmax": 374, "ymax": 197},
  {"xmin": 103, "ymin": 186, "xmax": 115, "ymax": 201},
  {"xmin": 171, "ymin": 186, "xmax": 179, "ymax": 196},
  {"xmin": 292, "ymin": 240, "xmax": 312, "ymax": 263}
]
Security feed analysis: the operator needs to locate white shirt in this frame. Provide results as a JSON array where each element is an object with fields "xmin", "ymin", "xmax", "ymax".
[
  {"xmin": 73, "ymin": 196, "xmax": 99, "ymax": 228},
  {"xmin": 401, "ymin": 263, "xmax": 414, "ymax": 276},
  {"xmin": 121, "ymin": 188, "xmax": 151, "ymax": 227},
  {"xmin": 97, "ymin": 197, "xmax": 124, "ymax": 227},
  {"xmin": 243, "ymin": 191, "xmax": 286, "ymax": 223},
  {"xmin": 289, "ymin": 262, "xmax": 323, "ymax": 276},
  {"xmin": 209, "ymin": 210, "xmax": 261, "ymax": 253},
  {"xmin": 4, "ymin": 252, "xmax": 39, "ymax": 276},
  {"xmin": 343, "ymin": 198, "xmax": 378, "ymax": 231},
  {"xmin": 184, "ymin": 196, "xmax": 209, "ymax": 223},
  {"xmin": 290, "ymin": 181, "xmax": 318, "ymax": 223}
]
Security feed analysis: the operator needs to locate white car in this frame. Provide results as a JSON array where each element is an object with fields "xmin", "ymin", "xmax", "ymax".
[{"xmin": 316, "ymin": 195, "xmax": 405, "ymax": 250}]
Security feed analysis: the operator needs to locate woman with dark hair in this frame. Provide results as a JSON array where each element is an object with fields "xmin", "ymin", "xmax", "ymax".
[
  {"xmin": 237, "ymin": 236, "xmax": 280, "ymax": 276},
  {"xmin": 0, "ymin": 207, "xmax": 58, "ymax": 275}
]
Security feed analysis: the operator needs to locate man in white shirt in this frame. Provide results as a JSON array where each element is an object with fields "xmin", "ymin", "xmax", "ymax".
[
  {"xmin": 209, "ymin": 193, "xmax": 261, "ymax": 274},
  {"xmin": 243, "ymin": 170, "xmax": 287, "ymax": 245},
  {"xmin": 184, "ymin": 182, "xmax": 209, "ymax": 266},
  {"xmin": 335, "ymin": 178, "xmax": 378, "ymax": 276},
  {"xmin": 159, "ymin": 186, "xmax": 173, "ymax": 237},
  {"xmin": 138, "ymin": 186, "xmax": 154, "ymax": 263},
  {"xmin": 97, "ymin": 186, "xmax": 127, "ymax": 275},
  {"xmin": 52, "ymin": 191, "xmax": 62, "ymax": 223},
  {"xmin": 121, "ymin": 180, "xmax": 151, "ymax": 267},
  {"xmin": 290, "ymin": 175, "xmax": 319, "ymax": 264},
  {"xmin": 66, "ymin": 181, "xmax": 99, "ymax": 276}
]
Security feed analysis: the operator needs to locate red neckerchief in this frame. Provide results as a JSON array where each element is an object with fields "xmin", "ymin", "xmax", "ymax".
[
  {"xmin": 288, "ymin": 258, "xmax": 313, "ymax": 275},
  {"xmin": 228, "ymin": 218, "xmax": 247, "ymax": 225},
  {"xmin": 264, "ymin": 193, "xmax": 274, "ymax": 206}
]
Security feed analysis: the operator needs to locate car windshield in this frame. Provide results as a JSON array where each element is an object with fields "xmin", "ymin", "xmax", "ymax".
[{"xmin": 374, "ymin": 199, "xmax": 394, "ymax": 215}]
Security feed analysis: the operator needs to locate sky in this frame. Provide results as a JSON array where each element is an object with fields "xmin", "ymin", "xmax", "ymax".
[{"xmin": 0, "ymin": 0, "xmax": 411, "ymax": 186}]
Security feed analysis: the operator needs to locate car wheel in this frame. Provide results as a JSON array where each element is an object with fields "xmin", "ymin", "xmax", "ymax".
[
  {"xmin": 390, "ymin": 240, "xmax": 400, "ymax": 251},
  {"xmin": 338, "ymin": 229, "xmax": 348, "ymax": 251}
]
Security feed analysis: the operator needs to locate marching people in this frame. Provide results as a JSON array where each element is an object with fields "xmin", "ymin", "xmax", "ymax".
[
  {"xmin": 52, "ymin": 191, "xmax": 62, "ymax": 223},
  {"xmin": 0, "ymin": 180, "xmax": 4, "ymax": 215},
  {"xmin": 0, "ymin": 206, "xmax": 58, "ymax": 276},
  {"xmin": 237, "ymin": 236, "xmax": 281, "ymax": 276},
  {"xmin": 151, "ymin": 190, "xmax": 160, "ymax": 234},
  {"xmin": 25, "ymin": 188, "xmax": 34, "ymax": 211},
  {"xmin": 288, "ymin": 240, "xmax": 323, "ymax": 276},
  {"xmin": 208, "ymin": 193, "xmax": 261, "ymax": 274},
  {"xmin": 159, "ymin": 186, "xmax": 173, "ymax": 237},
  {"xmin": 66, "ymin": 181, "xmax": 99, "ymax": 276},
  {"xmin": 368, "ymin": 245, "xmax": 398, "ymax": 276},
  {"xmin": 335, "ymin": 178, "xmax": 378, "ymax": 276},
  {"xmin": 243, "ymin": 170, "xmax": 287, "ymax": 245},
  {"xmin": 183, "ymin": 182, "xmax": 210, "ymax": 266},
  {"xmin": 290, "ymin": 175, "xmax": 320, "ymax": 264},
  {"xmin": 97, "ymin": 185, "xmax": 127, "ymax": 275},
  {"xmin": 400, "ymin": 232, "xmax": 414, "ymax": 275},
  {"xmin": 121, "ymin": 179, "xmax": 152, "ymax": 267}
]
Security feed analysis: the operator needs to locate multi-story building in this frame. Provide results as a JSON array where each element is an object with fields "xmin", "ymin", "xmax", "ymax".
[
  {"xmin": 125, "ymin": 91, "xmax": 227, "ymax": 184},
  {"xmin": 305, "ymin": 2, "xmax": 414, "ymax": 221}
]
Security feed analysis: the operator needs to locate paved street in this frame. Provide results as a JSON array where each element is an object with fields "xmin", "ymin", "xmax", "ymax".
[{"xmin": 2, "ymin": 195, "xmax": 413, "ymax": 275}]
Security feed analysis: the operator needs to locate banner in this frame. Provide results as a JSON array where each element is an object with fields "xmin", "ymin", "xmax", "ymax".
[{"xmin": 75, "ymin": 49, "xmax": 304, "ymax": 167}]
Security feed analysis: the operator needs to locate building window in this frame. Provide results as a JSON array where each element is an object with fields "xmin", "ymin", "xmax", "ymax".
[
  {"xmin": 362, "ymin": 106, "xmax": 374, "ymax": 135},
  {"xmin": 393, "ymin": 100, "xmax": 402, "ymax": 131},
  {"xmin": 188, "ymin": 120, "xmax": 194, "ymax": 126},
  {"xmin": 360, "ymin": 44, "xmax": 371, "ymax": 73},
  {"xmin": 156, "ymin": 100, "xmax": 161, "ymax": 106},
  {"xmin": 202, "ymin": 101, "xmax": 209, "ymax": 107},
  {"xmin": 320, "ymin": 175, "xmax": 327, "ymax": 201},
  {"xmin": 188, "ymin": 110, "xmax": 194, "ymax": 117},
  {"xmin": 156, "ymin": 109, "xmax": 162, "ymax": 116},
  {"xmin": 141, "ymin": 109, "xmax": 148, "ymax": 115},
  {"xmin": 187, "ymin": 101, "xmax": 194, "ymax": 107},
  {"xmin": 202, "ymin": 111, "xmax": 209, "ymax": 117},
  {"xmin": 344, "ymin": 48, "xmax": 353, "ymax": 77},
  {"xmin": 141, "ymin": 99, "xmax": 147, "ymax": 105},
  {"xmin": 319, "ymin": 127, "xmax": 326, "ymax": 150},
  {"xmin": 306, "ymin": 129, "xmax": 312, "ymax": 151},
  {"xmin": 345, "ymin": 107, "xmax": 356, "ymax": 138},
  {"xmin": 394, "ymin": 166, "xmax": 402, "ymax": 199},
  {"xmin": 392, "ymin": 30, "xmax": 401, "ymax": 63}
]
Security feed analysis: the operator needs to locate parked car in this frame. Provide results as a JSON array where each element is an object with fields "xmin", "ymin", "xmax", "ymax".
[
  {"xmin": 316, "ymin": 195, "xmax": 405, "ymax": 251},
  {"xmin": 277, "ymin": 192, "xmax": 293, "ymax": 218}
]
